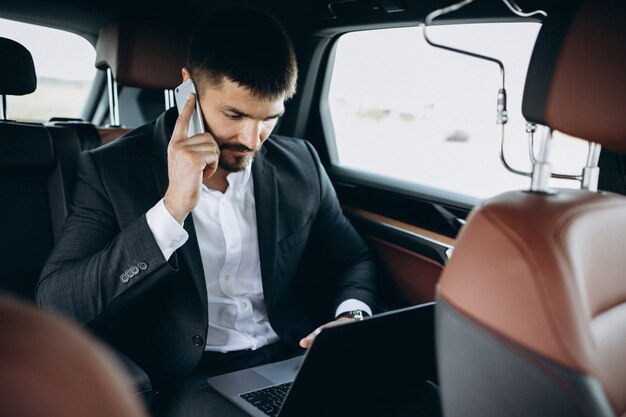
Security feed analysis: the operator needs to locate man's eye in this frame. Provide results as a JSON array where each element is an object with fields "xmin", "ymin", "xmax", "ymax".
[
  {"xmin": 226, "ymin": 114, "xmax": 241, "ymax": 120},
  {"xmin": 263, "ymin": 116, "xmax": 279, "ymax": 124}
]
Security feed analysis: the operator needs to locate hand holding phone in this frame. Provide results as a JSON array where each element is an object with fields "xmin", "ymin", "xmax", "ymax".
[
  {"xmin": 175, "ymin": 79, "xmax": 206, "ymax": 137},
  {"xmin": 164, "ymin": 80, "xmax": 219, "ymax": 223}
]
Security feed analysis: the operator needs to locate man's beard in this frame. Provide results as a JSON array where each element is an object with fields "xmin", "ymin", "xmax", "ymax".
[{"xmin": 218, "ymin": 143, "xmax": 260, "ymax": 172}]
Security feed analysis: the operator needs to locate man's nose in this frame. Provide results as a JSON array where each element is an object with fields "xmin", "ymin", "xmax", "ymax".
[{"xmin": 238, "ymin": 120, "xmax": 262, "ymax": 149}]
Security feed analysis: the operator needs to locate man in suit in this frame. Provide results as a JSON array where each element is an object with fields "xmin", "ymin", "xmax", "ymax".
[{"xmin": 37, "ymin": 6, "xmax": 376, "ymax": 416}]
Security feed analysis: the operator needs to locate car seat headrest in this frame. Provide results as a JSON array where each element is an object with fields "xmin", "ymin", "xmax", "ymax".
[
  {"xmin": 522, "ymin": 0, "xmax": 626, "ymax": 153},
  {"xmin": 0, "ymin": 37, "xmax": 37, "ymax": 96},
  {"xmin": 95, "ymin": 18, "xmax": 190, "ymax": 90}
]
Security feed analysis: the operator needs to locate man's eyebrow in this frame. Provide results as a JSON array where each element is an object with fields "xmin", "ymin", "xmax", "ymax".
[{"xmin": 221, "ymin": 105, "xmax": 284, "ymax": 120}]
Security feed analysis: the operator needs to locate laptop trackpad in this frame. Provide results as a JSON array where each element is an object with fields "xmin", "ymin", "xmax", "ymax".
[
  {"xmin": 209, "ymin": 369, "xmax": 274, "ymax": 397},
  {"xmin": 208, "ymin": 356, "xmax": 303, "ymax": 397},
  {"xmin": 252, "ymin": 356, "xmax": 303, "ymax": 384}
]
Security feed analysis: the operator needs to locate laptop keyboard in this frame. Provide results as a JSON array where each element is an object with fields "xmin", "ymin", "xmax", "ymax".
[{"xmin": 240, "ymin": 382, "xmax": 293, "ymax": 416}]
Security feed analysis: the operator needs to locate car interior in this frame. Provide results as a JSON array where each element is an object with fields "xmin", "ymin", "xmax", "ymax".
[{"xmin": 0, "ymin": 0, "xmax": 624, "ymax": 416}]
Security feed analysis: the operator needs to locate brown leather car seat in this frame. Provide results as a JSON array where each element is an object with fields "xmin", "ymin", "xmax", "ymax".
[
  {"xmin": 0, "ymin": 295, "xmax": 148, "ymax": 417},
  {"xmin": 93, "ymin": 17, "xmax": 190, "ymax": 142},
  {"xmin": 435, "ymin": 1, "xmax": 626, "ymax": 417}
]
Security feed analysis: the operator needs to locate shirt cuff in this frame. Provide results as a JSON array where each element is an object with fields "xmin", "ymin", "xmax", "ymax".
[
  {"xmin": 335, "ymin": 299, "xmax": 372, "ymax": 318},
  {"xmin": 146, "ymin": 199, "xmax": 189, "ymax": 261}
]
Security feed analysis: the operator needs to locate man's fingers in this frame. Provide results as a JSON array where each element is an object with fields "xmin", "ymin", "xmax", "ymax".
[
  {"xmin": 172, "ymin": 93, "xmax": 197, "ymax": 141},
  {"xmin": 298, "ymin": 317, "xmax": 356, "ymax": 349},
  {"xmin": 183, "ymin": 144, "xmax": 219, "ymax": 153},
  {"xmin": 299, "ymin": 327, "xmax": 322, "ymax": 348},
  {"xmin": 183, "ymin": 134, "xmax": 217, "ymax": 146}
]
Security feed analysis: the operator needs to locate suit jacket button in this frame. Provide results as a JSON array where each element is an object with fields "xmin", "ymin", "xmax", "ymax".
[
  {"xmin": 192, "ymin": 335, "xmax": 204, "ymax": 347},
  {"xmin": 125, "ymin": 270, "xmax": 134, "ymax": 280},
  {"xmin": 138, "ymin": 261, "xmax": 148, "ymax": 270},
  {"xmin": 120, "ymin": 273, "xmax": 129, "ymax": 283},
  {"xmin": 130, "ymin": 266, "xmax": 140, "ymax": 276}
]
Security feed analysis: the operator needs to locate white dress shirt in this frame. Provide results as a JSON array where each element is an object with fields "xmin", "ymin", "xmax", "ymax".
[{"xmin": 146, "ymin": 162, "xmax": 371, "ymax": 352}]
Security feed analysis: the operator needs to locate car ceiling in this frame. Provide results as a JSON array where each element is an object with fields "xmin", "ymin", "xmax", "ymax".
[{"xmin": 1, "ymin": 0, "xmax": 561, "ymax": 45}]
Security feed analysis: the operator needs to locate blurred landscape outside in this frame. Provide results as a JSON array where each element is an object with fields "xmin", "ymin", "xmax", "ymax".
[
  {"xmin": 0, "ymin": 18, "xmax": 96, "ymax": 122},
  {"xmin": 327, "ymin": 23, "xmax": 589, "ymax": 200}
]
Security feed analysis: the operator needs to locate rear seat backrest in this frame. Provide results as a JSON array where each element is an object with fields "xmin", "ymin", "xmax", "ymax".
[
  {"xmin": 47, "ymin": 119, "xmax": 102, "ymax": 150},
  {"xmin": 0, "ymin": 38, "xmax": 153, "ymax": 404},
  {"xmin": 0, "ymin": 38, "xmax": 82, "ymax": 301},
  {"xmin": 0, "ymin": 122, "xmax": 80, "ymax": 300}
]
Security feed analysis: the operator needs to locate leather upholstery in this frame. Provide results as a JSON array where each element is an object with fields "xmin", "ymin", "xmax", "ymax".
[
  {"xmin": 0, "ymin": 37, "xmax": 36, "ymax": 95},
  {"xmin": 0, "ymin": 33, "xmax": 153, "ymax": 406},
  {"xmin": 0, "ymin": 122, "xmax": 54, "ymax": 170},
  {"xmin": 0, "ymin": 123, "xmax": 54, "ymax": 299},
  {"xmin": 98, "ymin": 126, "xmax": 131, "ymax": 144},
  {"xmin": 438, "ymin": 190, "xmax": 626, "ymax": 415},
  {"xmin": 47, "ymin": 120, "xmax": 102, "ymax": 150},
  {"xmin": 523, "ymin": 1, "xmax": 626, "ymax": 152},
  {"xmin": 0, "ymin": 122, "xmax": 80, "ymax": 299},
  {"xmin": 439, "ymin": 1, "xmax": 626, "ymax": 416},
  {"xmin": 0, "ymin": 38, "xmax": 81, "ymax": 299},
  {"xmin": 95, "ymin": 18, "xmax": 190, "ymax": 89},
  {"xmin": 0, "ymin": 295, "xmax": 147, "ymax": 417},
  {"xmin": 369, "ymin": 237, "xmax": 442, "ymax": 305}
]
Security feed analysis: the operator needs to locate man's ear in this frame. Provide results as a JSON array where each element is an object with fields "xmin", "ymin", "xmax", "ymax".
[{"xmin": 181, "ymin": 67, "xmax": 191, "ymax": 81}]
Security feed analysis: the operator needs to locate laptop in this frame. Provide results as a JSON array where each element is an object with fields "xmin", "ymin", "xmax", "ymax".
[{"xmin": 207, "ymin": 302, "xmax": 437, "ymax": 417}]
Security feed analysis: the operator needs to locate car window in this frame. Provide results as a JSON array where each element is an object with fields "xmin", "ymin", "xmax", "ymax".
[
  {"xmin": 0, "ymin": 18, "xmax": 96, "ymax": 122},
  {"xmin": 322, "ymin": 23, "xmax": 589, "ymax": 201}
]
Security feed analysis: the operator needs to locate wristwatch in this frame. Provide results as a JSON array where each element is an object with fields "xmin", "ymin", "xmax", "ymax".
[{"xmin": 336, "ymin": 309, "xmax": 369, "ymax": 321}]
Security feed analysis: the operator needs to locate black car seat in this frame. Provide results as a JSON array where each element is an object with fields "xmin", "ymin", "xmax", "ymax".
[
  {"xmin": 47, "ymin": 117, "xmax": 105, "ymax": 151},
  {"xmin": 435, "ymin": 1, "xmax": 626, "ymax": 417},
  {"xmin": 0, "ymin": 37, "xmax": 81, "ymax": 301},
  {"xmin": 0, "ymin": 36, "xmax": 154, "ymax": 408}
]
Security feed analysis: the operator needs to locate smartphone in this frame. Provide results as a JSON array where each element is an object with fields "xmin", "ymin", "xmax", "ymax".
[{"xmin": 174, "ymin": 79, "xmax": 206, "ymax": 137}]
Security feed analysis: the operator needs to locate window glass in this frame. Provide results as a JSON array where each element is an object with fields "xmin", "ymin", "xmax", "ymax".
[
  {"xmin": 0, "ymin": 18, "xmax": 96, "ymax": 122},
  {"xmin": 324, "ymin": 23, "xmax": 589, "ymax": 200}
]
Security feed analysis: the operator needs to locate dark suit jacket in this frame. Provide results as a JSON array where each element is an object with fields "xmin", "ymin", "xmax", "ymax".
[{"xmin": 37, "ymin": 108, "xmax": 376, "ymax": 386}]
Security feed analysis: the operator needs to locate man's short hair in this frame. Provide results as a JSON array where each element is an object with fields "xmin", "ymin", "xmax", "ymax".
[{"xmin": 187, "ymin": 7, "xmax": 298, "ymax": 100}]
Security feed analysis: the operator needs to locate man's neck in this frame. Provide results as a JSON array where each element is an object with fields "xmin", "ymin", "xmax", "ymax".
[{"xmin": 203, "ymin": 167, "xmax": 230, "ymax": 193}]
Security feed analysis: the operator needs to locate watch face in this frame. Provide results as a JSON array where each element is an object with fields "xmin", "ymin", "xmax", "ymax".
[
  {"xmin": 350, "ymin": 310, "xmax": 364, "ymax": 320},
  {"xmin": 337, "ymin": 309, "xmax": 367, "ymax": 320}
]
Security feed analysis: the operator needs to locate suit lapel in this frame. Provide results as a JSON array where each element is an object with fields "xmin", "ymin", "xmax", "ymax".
[
  {"xmin": 151, "ymin": 109, "xmax": 208, "ymax": 312},
  {"xmin": 252, "ymin": 148, "xmax": 279, "ymax": 312}
]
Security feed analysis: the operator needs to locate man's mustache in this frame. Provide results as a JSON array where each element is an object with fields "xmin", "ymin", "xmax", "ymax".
[{"xmin": 219, "ymin": 143, "xmax": 258, "ymax": 153}]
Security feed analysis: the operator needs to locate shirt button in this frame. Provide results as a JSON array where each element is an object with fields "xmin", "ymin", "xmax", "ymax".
[
  {"xmin": 240, "ymin": 301, "xmax": 247, "ymax": 309},
  {"xmin": 192, "ymin": 335, "xmax": 204, "ymax": 347},
  {"xmin": 224, "ymin": 274, "xmax": 231, "ymax": 281}
]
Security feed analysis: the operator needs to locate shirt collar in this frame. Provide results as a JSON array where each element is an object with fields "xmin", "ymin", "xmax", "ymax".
[{"xmin": 225, "ymin": 158, "xmax": 253, "ymax": 192}]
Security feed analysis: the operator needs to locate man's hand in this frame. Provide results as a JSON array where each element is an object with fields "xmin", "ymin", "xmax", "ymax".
[
  {"xmin": 163, "ymin": 94, "xmax": 219, "ymax": 224},
  {"xmin": 299, "ymin": 317, "xmax": 355, "ymax": 349}
]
